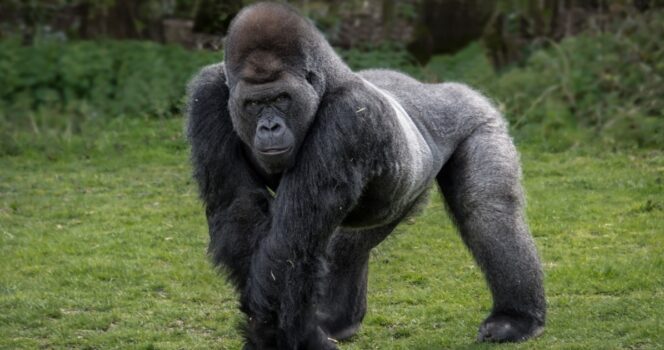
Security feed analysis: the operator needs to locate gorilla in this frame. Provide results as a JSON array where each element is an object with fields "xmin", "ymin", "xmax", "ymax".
[{"xmin": 186, "ymin": 2, "xmax": 545, "ymax": 349}]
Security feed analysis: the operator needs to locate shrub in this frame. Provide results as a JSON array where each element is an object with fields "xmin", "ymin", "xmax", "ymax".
[
  {"xmin": 0, "ymin": 39, "xmax": 220, "ymax": 156},
  {"xmin": 0, "ymin": 40, "xmax": 220, "ymax": 128},
  {"xmin": 427, "ymin": 11, "xmax": 664, "ymax": 149},
  {"xmin": 339, "ymin": 43, "xmax": 422, "ymax": 78}
]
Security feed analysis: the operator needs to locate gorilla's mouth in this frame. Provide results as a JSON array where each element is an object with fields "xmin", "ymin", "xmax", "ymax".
[
  {"xmin": 257, "ymin": 146, "xmax": 292, "ymax": 156},
  {"xmin": 255, "ymin": 146, "xmax": 293, "ymax": 174}
]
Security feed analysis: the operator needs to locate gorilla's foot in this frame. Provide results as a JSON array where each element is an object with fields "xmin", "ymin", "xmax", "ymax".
[
  {"xmin": 243, "ymin": 326, "xmax": 339, "ymax": 350},
  {"xmin": 317, "ymin": 311, "xmax": 363, "ymax": 341},
  {"xmin": 477, "ymin": 312, "xmax": 544, "ymax": 343},
  {"xmin": 326, "ymin": 321, "xmax": 362, "ymax": 341},
  {"xmin": 303, "ymin": 327, "xmax": 340, "ymax": 350}
]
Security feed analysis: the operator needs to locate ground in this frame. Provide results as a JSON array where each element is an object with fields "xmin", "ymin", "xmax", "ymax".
[{"xmin": 1, "ymin": 118, "xmax": 662, "ymax": 349}]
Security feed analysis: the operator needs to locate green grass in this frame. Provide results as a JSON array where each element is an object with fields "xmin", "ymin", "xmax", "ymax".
[{"xmin": 1, "ymin": 118, "xmax": 662, "ymax": 349}]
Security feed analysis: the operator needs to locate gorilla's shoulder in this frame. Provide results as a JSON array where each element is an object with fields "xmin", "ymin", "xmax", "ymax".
[
  {"xmin": 187, "ymin": 63, "xmax": 227, "ymax": 94},
  {"xmin": 185, "ymin": 63, "xmax": 231, "ymax": 144},
  {"xmin": 186, "ymin": 63, "xmax": 228, "ymax": 117}
]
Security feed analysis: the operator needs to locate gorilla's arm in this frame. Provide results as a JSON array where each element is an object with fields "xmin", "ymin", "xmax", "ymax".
[
  {"xmin": 186, "ymin": 64, "xmax": 272, "ymax": 290},
  {"xmin": 242, "ymin": 88, "xmax": 373, "ymax": 349}
]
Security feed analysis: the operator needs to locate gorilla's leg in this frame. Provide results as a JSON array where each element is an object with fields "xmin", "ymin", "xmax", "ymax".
[
  {"xmin": 317, "ymin": 225, "xmax": 395, "ymax": 340},
  {"xmin": 437, "ymin": 124, "xmax": 546, "ymax": 343}
]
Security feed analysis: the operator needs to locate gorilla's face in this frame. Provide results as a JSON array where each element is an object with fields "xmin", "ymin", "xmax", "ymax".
[{"xmin": 227, "ymin": 50, "xmax": 319, "ymax": 174}]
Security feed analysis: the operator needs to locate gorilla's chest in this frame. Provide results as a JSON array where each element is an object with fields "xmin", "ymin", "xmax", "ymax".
[{"xmin": 342, "ymin": 80, "xmax": 437, "ymax": 228}]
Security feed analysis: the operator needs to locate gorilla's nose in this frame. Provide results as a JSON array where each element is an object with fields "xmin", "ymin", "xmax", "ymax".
[{"xmin": 257, "ymin": 118, "xmax": 286, "ymax": 140}]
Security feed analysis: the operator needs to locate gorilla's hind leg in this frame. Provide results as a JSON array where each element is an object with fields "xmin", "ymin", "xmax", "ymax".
[
  {"xmin": 317, "ymin": 225, "xmax": 394, "ymax": 340},
  {"xmin": 437, "ymin": 124, "xmax": 546, "ymax": 342}
]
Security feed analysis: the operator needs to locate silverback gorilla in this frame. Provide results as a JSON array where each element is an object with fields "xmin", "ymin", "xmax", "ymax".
[{"xmin": 186, "ymin": 3, "xmax": 545, "ymax": 349}]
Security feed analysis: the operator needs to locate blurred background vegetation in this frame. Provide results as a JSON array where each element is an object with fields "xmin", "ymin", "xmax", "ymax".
[
  {"xmin": 0, "ymin": 0, "xmax": 662, "ymax": 154},
  {"xmin": 2, "ymin": 3, "xmax": 664, "ymax": 349}
]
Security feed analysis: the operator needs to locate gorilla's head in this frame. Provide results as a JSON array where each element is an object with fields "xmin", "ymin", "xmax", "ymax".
[{"xmin": 223, "ymin": 3, "xmax": 330, "ymax": 174}]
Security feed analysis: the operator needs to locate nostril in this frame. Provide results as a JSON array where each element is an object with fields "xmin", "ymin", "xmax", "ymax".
[{"xmin": 257, "ymin": 118, "xmax": 286, "ymax": 139}]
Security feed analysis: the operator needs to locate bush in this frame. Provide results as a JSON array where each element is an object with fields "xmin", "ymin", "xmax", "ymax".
[
  {"xmin": 0, "ymin": 40, "xmax": 220, "ymax": 128},
  {"xmin": 339, "ymin": 43, "xmax": 422, "ymax": 78},
  {"xmin": 0, "ymin": 39, "xmax": 221, "ymax": 156},
  {"xmin": 427, "ymin": 11, "xmax": 664, "ymax": 149}
]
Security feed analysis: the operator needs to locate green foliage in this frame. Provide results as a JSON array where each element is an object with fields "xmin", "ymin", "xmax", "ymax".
[
  {"xmin": 339, "ymin": 43, "xmax": 422, "ymax": 77},
  {"xmin": 0, "ymin": 39, "xmax": 219, "ymax": 130},
  {"xmin": 426, "ymin": 11, "xmax": 664, "ymax": 149},
  {"xmin": 424, "ymin": 42, "xmax": 495, "ymax": 85},
  {"xmin": 0, "ymin": 39, "xmax": 221, "ymax": 157},
  {"xmin": 192, "ymin": 0, "xmax": 242, "ymax": 34}
]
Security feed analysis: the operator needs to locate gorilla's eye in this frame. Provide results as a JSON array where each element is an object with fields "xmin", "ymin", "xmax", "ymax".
[
  {"xmin": 245, "ymin": 100, "xmax": 261, "ymax": 115},
  {"xmin": 274, "ymin": 94, "xmax": 291, "ymax": 111}
]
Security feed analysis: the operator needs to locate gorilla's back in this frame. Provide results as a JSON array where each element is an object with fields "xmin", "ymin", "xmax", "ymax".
[{"xmin": 358, "ymin": 68, "xmax": 507, "ymax": 172}]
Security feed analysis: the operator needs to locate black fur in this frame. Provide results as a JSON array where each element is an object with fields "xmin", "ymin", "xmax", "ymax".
[{"xmin": 186, "ymin": 3, "xmax": 545, "ymax": 349}]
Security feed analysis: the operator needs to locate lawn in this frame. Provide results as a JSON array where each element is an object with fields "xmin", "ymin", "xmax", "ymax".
[{"xmin": 1, "ymin": 117, "xmax": 662, "ymax": 349}]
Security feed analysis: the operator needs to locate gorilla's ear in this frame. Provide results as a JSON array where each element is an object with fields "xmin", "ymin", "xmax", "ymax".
[
  {"xmin": 305, "ymin": 71, "xmax": 316, "ymax": 85},
  {"xmin": 304, "ymin": 70, "xmax": 327, "ymax": 97},
  {"xmin": 222, "ymin": 64, "xmax": 230, "ymax": 88}
]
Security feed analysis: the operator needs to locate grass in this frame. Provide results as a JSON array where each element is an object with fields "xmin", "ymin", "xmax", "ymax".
[{"xmin": 1, "ymin": 117, "xmax": 662, "ymax": 349}]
